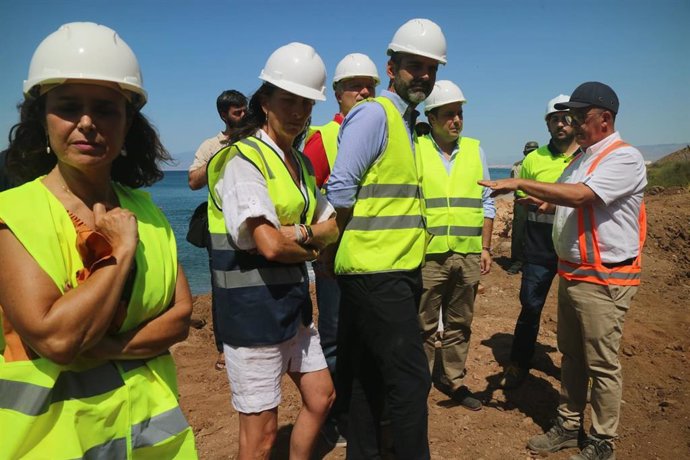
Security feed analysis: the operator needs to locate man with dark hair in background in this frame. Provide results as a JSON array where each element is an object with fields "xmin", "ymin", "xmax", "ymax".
[
  {"xmin": 188, "ymin": 90, "xmax": 247, "ymax": 190},
  {"xmin": 188, "ymin": 89, "xmax": 247, "ymax": 371}
]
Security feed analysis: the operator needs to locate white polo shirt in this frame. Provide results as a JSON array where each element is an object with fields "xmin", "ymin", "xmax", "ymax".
[{"xmin": 552, "ymin": 132, "xmax": 647, "ymax": 264}]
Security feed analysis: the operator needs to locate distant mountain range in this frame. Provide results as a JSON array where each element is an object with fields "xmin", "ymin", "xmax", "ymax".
[{"xmin": 636, "ymin": 144, "xmax": 690, "ymax": 162}]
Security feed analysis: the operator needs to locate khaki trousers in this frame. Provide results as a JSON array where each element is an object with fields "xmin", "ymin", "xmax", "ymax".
[
  {"xmin": 419, "ymin": 252, "xmax": 480, "ymax": 390},
  {"xmin": 557, "ymin": 278, "xmax": 638, "ymax": 438}
]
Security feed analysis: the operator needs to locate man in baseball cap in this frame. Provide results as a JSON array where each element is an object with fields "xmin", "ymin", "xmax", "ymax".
[
  {"xmin": 480, "ymin": 81, "xmax": 646, "ymax": 460},
  {"xmin": 554, "ymin": 81, "xmax": 619, "ymax": 113}
]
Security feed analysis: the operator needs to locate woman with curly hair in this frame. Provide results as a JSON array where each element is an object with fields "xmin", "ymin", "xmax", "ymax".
[{"xmin": 0, "ymin": 22, "xmax": 197, "ymax": 458}]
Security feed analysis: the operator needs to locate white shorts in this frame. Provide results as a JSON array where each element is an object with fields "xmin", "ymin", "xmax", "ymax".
[{"xmin": 223, "ymin": 323, "xmax": 327, "ymax": 414}]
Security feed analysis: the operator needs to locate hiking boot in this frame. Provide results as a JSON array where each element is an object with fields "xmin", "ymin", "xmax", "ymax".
[
  {"xmin": 507, "ymin": 261, "xmax": 523, "ymax": 275},
  {"xmin": 527, "ymin": 417, "xmax": 580, "ymax": 453},
  {"xmin": 499, "ymin": 364, "xmax": 528, "ymax": 389},
  {"xmin": 435, "ymin": 383, "xmax": 482, "ymax": 411},
  {"xmin": 570, "ymin": 437, "xmax": 615, "ymax": 460}
]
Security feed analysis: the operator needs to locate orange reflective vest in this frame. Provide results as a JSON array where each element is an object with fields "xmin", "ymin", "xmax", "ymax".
[{"xmin": 557, "ymin": 140, "xmax": 646, "ymax": 286}]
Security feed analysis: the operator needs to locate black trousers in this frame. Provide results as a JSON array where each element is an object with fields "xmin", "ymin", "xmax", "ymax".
[{"xmin": 336, "ymin": 269, "xmax": 431, "ymax": 460}]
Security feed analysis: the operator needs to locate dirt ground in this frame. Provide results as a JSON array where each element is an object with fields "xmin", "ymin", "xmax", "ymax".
[{"xmin": 172, "ymin": 188, "xmax": 690, "ymax": 459}]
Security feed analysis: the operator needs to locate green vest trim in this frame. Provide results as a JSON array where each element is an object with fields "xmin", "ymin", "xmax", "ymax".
[
  {"xmin": 418, "ymin": 135, "xmax": 485, "ymax": 254},
  {"xmin": 335, "ymin": 97, "xmax": 426, "ymax": 274}
]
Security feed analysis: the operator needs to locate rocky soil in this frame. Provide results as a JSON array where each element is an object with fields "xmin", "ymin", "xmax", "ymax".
[{"xmin": 173, "ymin": 188, "xmax": 690, "ymax": 459}]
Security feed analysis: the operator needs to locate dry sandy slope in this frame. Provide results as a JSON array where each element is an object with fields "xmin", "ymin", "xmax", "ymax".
[{"xmin": 173, "ymin": 188, "xmax": 690, "ymax": 459}]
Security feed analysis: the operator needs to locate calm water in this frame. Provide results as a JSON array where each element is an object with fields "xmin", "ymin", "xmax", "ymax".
[{"xmin": 149, "ymin": 168, "xmax": 511, "ymax": 295}]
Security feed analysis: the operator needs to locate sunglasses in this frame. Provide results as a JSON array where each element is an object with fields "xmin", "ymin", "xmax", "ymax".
[
  {"xmin": 548, "ymin": 113, "xmax": 573, "ymax": 126},
  {"xmin": 569, "ymin": 109, "xmax": 604, "ymax": 126}
]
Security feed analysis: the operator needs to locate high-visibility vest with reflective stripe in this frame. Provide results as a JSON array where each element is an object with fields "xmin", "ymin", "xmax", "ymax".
[
  {"xmin": 307, "ymin": 120, "xmax": 340, "ymax": 170},
  {"xmin": 0, "ymin": 178, "xmax": 197, "ymax": 459},
  {"xmin": 335, "ymin": 97, "xmax": 426, "ymax": 274},
  {"xmin": 557, "ymin": 140, "xmax": 646, "ymax": 286},
  {"xmin": 207, "ymin": 136, "xmax": 317, "ymax": 346},
  {"xmin": 418, "ymin": 135, "xmax": 484, "ymax": 254}
]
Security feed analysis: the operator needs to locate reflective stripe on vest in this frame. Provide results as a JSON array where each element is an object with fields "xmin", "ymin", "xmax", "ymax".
[
  {"xmin": 418, "ymin": 135, "xmax": 484, "ymax": 254},
  {"xmin": 308, "ymin": 120, "xmax": 340, "ymax": 169},
  {"xmin": 557, "ymin": 140, "xmax": 646, "ymax": 286},
  {"xmin": 206, "ymin": 136, "xmax": 316, "ymax": 346},
  {"xmin": 527, "ymin": 210, "xmax": 555, "ymax": 224},
  {"xmin": 0, "ymin": 179, "xmax": 196, "ymax": 459},
  {"xmin": 335, "ymin": 97, "xmax": 426, "ymax": 274}
]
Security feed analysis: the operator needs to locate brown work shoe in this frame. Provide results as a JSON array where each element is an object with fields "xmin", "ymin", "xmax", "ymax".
[
  {"xmin": 527, "ymin": 417, "xmax": 580, "ymax": 453},
  {"xmin": 569, "ymin": 437, "xmax": 615, "ymax": 460}
]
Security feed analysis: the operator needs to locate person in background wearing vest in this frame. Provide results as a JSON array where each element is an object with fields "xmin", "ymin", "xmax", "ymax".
[
  {"xmin": 325, "ymin": 18, "xmax": 447, "ymax": 459},
  {"xmin": 303, "ymin": 52, "xmax": 379, "ymax": 448},
  {"xmin": 417, "ymin": 80, "xmax": 495, "ymax": 411},
  {"xmin": 482, "ymin": 82, "xmax": 646, "ymax": 460},
  {"xmin": 206, "ymin": 43, "xmax": 338, "ymax": 459},
  {"xmin": 188, "ymin": 89, "xmax": 247, "ymax": 372},
  {"xmin": 507, "ymin": 140, "xmax": 539, "ymax": 275},
  {"xmin": 0, "ymin": 22, "xmax": 197, "ymax": 458},
  {"xmin": 188, "ymin": 89, "xmax": 247, "ymax": 190},
  {"xmin": 305, "ymin": 53, "xmax": 379, "ymax": 188},
  {"xmin": 499, "ymin": 95, "xmax": 579, "ymax": 390}
]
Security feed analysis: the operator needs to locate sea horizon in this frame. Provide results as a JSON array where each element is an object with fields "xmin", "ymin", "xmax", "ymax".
[{"xmin": 149, "ymin": 168, "xmax": 513, "ymax": 295}]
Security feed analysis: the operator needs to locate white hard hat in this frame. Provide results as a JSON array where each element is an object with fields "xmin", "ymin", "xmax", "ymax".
[
  {"xmin": 24, "ymin": 22, "xmax": 147, "ymax": 109},
  {"xmin": 424, "ymin": 80, "xmax": 466, "ymax": 112},
  {"xmin": 387, "ymin": 18, "xmax": 447, "ymax": 64},
  {"xmin": 333, "ymin": 53, "xmax": 380, "ymax": 86},
  {"xmin": 259, "ymin": 42, "xmax": 327, "ymax": 101},
  {"xmin": 545, "ymin": 94, "xmax": 571, "ymax": 119}
]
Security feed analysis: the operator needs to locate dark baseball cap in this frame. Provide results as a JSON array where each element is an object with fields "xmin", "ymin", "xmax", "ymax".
[{"xmin": 554, "ymin": 81, "xmax": 619, "ymax": 114}]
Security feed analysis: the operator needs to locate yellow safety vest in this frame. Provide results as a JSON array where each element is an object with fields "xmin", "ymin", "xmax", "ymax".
[
  {"xmin": 418, "ymin": 135, "xmax": 484, "ymax": 254},
  {"xmin": 207, "ymin": 136, "xmax": 318, "ymax": 346},
  {"xmin": 335, "ymin": 97, "xmax": 426, "ymax": 274},
  {"xmin": 307, "ymin": 120, "xmax": 340, "ymax": 169},
  {"xmin": 0, "ymin": 178, "xmax": 197, "ymax": 459}
]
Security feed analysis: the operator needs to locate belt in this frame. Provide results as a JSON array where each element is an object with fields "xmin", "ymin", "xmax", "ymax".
[{"xmin": 602, "ymin": 257, "xmax": 636, "ymax": 269}]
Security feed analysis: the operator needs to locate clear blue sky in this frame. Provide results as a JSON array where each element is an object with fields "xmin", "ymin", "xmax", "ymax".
[{"xmin": 1, "ymin": 0, "xmax": 688, "ymax": 167}]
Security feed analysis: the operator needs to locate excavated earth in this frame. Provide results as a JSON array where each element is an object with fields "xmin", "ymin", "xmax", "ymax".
[{"xmin": 173, "ymin": 188, "xmax": 690, "ymax": 459}]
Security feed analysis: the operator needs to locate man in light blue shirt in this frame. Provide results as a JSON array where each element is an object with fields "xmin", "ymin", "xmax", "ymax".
[
  {"xmin": 325, "ymin": 18, "xmax": 447, "ymax": 459},
  {"xmin": 416, "ymin": 80, "xmax": 495, "ymax": 412}
]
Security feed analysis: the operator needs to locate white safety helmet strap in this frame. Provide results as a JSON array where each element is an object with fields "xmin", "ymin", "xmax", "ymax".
[
  {"xmin": 24, "ymin": 22, "xmax": 147, "ymax": 109},
  {"xmin": 259, "ymin": 42, "xmax": 327, "ymax": 101}
]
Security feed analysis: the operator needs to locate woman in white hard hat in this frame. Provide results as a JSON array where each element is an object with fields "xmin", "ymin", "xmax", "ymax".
[
  {"xmin": 206, "ymin": 42, "xmax": 338, "ymax": 458},
  {"xmin": 0, "ymin": 22, "xmax": 197, "ymax": 458}
]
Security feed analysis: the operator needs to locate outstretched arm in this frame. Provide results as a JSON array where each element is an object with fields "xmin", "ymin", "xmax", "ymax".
[{"xmin": 478, "ymin": 178, "xmax": 597, "ymax": 208}]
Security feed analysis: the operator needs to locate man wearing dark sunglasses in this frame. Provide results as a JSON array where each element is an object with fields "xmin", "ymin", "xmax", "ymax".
[
  {"xmin": 499, "ymin": 94, "xmax": 580, "ymax": 391},
  {"xmin": 481, "ymin": 82, "xmax": 647, "ymax": 460}
]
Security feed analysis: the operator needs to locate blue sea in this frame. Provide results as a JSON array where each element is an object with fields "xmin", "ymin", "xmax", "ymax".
[{"xmin": 148, "ymin": 168, "xmax": 511, "ymax": 295}]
